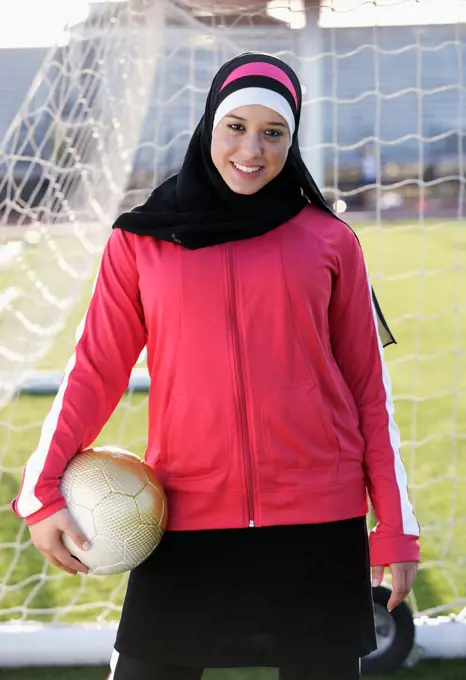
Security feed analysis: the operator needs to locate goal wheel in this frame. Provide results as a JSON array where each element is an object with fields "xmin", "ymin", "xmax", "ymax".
[{"xmin": 361, "ymin": 585, "xmax": 415, "ymax": 675}]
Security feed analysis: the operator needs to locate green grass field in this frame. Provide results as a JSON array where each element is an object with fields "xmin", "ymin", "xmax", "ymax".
[
  {"xmin": 1, "ymin": 660, "xmax": 466, "ymax": 680},
  {"xmin": 0, "ymin": 220, "xmax": 465, "ymax": 674}
]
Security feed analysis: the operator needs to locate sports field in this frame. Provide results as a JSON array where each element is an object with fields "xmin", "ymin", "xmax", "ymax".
[
  {"xmin": 1, "ymin": 659, "xmax": 466, "ymax": 680},
  {"xmin": 0, "ymin": 219, "xmax": 465, "ymax": 673}
]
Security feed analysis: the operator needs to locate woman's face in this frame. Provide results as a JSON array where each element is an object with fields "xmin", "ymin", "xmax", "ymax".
[{"xmin": 211, "ymin": 104, "xmax": 290, "ymax": 195}]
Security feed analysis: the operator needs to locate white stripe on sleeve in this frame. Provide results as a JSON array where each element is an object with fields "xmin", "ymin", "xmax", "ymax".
[
  {"xmin": 16, "ymin": 271, "xmax": 98, "ymax": 517},
  {"xmin": 365, "ymin": 266, "xmax": 419, "ymax": 537}
]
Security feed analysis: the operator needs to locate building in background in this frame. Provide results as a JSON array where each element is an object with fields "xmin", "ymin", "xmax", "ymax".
[{"xmin": 1, "ymin": 2, "xmax": 465, "ymax": 215}]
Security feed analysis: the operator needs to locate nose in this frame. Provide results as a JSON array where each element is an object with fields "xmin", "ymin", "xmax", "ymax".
[{"xmin": 241, "ymin": 132, "xmax": 262, "ymax": 159}]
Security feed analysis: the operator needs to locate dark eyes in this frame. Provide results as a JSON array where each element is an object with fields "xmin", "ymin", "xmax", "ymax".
[{"xmin": 228, "ymin": 123, "xmax": 282, "ymax": 138}]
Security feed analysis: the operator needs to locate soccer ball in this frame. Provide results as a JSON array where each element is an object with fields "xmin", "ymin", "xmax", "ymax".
[{"xmin": 59, "ymin": 446, "xmax": 167, "ymax": 575}]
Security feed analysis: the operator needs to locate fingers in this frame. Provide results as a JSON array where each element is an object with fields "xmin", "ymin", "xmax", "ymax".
[
  {"xmin": 387, "ymin": 562, "xmax": 418, "ymax": 612},
  {"xmin": 406, "ymin": 562, "xmax": 419, "ymax": 591},
  {"xmin": 34, "ymin": 536, "xmax": 89, "ymax": 575},
  {"xmin": 372, "ymin": 562, "xmax": 419, "ymax": 612},
  {"xmin": 29, "ymin": 509, "xmax": 90, "ymax": 576},
  {"xmin": 387, "ymin": 577, "xmax": 408, "ymax": 612},
  {"xmin": 371, "ymin": 564, "xmax": 384, "ymax": 587},
  {"xmin": 61, "ymin": 516, "xmax": 91, "ymax": 552},
  {"xmin": 54, "ymin": 541, "xmax": 89, "ymax": 574},
  {"xmin": 44, "ymin": 553, "xmax": 78, "ymax": 576}
]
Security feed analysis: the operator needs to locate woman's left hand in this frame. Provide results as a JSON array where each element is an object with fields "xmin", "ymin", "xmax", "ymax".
[{"xmin": 371, "ymin": 561, "xmax": 419, "ymax": 612}]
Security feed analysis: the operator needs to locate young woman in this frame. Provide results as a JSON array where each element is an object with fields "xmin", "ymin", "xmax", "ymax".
[{"xmin": 13, "ymin": 53, "xmax": 420, "ymax": 680}]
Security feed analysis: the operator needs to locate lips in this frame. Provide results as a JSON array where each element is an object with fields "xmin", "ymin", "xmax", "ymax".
[{"xmin": 231, "ymin": 161, "xmax": 264, "ymax": 176}]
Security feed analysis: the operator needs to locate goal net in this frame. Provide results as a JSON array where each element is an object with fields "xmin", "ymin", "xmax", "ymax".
[{"xmin": 0, "ymin": 0, "xmax": 465, "ymax": 666}]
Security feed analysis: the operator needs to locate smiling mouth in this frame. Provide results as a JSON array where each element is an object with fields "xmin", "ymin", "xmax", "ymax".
[{"xmin": 231, "ymin": 161, "xmax": 264, "ymax": 175}]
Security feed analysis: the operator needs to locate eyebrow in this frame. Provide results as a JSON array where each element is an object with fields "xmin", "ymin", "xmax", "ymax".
[{"xmin": 225, "ymin": 113, "xmax": 287, "ymax": 128}]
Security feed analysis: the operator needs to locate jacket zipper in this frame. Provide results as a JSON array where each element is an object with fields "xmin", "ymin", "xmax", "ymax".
[{"xmin": 228, "ymin": 246, "xmax": 255, "ymax": 528}]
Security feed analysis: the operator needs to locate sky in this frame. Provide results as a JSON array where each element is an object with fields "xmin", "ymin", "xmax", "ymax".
[
  {"xmin": 0, "ymin": 0, "xmax": 106, "ymax": 48},
  {"xmin": 0, "ymin": 0, "xmax": 465, "ymax": 49}
]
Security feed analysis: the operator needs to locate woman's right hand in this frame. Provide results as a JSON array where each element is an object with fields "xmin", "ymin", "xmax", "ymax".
[{"xmin": 29, "ymin": 508, "xmax": 90, "ymax": 575}]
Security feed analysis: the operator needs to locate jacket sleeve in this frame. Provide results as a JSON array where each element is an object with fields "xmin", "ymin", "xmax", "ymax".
[
  {"xmin": 328, "ymin": 225, "xmax": 420, "ymax": 567},
  {"xmin": 12, "ymin": 229, "xmax": 146, "ymax": 526}
]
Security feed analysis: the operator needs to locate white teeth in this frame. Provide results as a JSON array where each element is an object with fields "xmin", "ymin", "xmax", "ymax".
[{"xmin": 233, "ymin": 162, "xmax": 261, "ymax": 174}]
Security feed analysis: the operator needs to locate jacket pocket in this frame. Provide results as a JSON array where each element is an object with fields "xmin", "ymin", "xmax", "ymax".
[
  {"xmin": 261, "ymin": 381, "xmax": 339, "ymax": 471},
  {"xmin": 159, "ymin": 392, "xmax": 228, "ymax": 480}
]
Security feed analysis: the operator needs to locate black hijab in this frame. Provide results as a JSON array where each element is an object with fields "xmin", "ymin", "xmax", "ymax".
[{"xmin": 113, "ymin": 52, "xmax": 395, "ymax": 346}]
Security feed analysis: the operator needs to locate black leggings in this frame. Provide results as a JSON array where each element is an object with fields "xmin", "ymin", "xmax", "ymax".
[{"xmin": 110, "ymin": 652, "xmax": 361, "ymax": 680}]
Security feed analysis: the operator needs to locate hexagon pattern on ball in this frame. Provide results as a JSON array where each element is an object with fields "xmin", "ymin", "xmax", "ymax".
[
  {"xmin": 134, "ymin": 482, "xmax": 166, "ymax": 525},
  {"xmin": 67, "ymin": 450, "xmax": 111, "ymax": 472},
  {"xmin": 93, "ymin": 494, "xmax": 142, "ymax": 541},
  {"xmin": 123, "ymin": 523, "xmax": 165, "ymax": 570},
  {"xmin": 102, "ymin": 456, "xmax": 147, "ymax": 496},
  {"xmin": 69, "ymin": 469, "xmax": 111, "ymax": 509},
  {"xmin": 83, "ymin": 534, "xmax": 126, "ymax": 574},
  {"xmin": 65, "ymin": 502, "xmax": 97, "ymax": 542},
  {"xmin": 60, "ymin": 447, "xmax": 168, "ymax": 575}
]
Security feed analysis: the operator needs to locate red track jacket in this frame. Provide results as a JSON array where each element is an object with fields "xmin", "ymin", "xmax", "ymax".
[{"xmin": 13, "ymin": 205, "xmax": 420, "ymax": 567}]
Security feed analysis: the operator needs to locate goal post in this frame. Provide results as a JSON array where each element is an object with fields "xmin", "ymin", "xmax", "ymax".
[{"xmin": 1, "ymin": 0, "xmax": 466, "ymax": 667}]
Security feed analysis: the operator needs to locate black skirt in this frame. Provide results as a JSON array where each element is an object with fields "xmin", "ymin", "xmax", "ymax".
[{"xmin": 115, "ymin": 517, "xmax": 377, "ymax": 668}]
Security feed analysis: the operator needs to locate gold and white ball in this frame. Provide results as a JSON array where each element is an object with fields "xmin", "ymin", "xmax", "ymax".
[{"xmin": 59, "ymin": 447, "xmax": 167, "ymax": 575}]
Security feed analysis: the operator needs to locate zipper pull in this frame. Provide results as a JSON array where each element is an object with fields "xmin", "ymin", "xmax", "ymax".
[{"xmin": 249, "ymin": 520, "xmax": 255, "ymax": 528}]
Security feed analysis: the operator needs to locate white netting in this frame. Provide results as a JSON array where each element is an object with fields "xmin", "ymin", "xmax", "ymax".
[
  {"xmin": 0, "ymin": 0, "xmax": 465, "ymax": 664},
  {"xmin": 0, "ymin": 0, "xmax": 165, "ymax": 406}
]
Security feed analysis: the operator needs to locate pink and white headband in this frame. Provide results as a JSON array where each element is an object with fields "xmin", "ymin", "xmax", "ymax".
[{"xmin": 212, "ymin": 61, "xmax": 299, "ymax": 142}]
